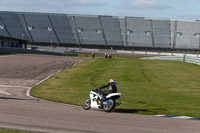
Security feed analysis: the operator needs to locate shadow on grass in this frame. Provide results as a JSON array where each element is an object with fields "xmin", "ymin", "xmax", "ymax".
[{"xmin": 115, "ymin": 108, "xmax": 167, "ymax": 114}]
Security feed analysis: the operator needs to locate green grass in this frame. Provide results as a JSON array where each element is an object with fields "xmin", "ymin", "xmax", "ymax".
[
  {"xmin": 31, "ymin": 58, "xmax": 200, "ymax": 117},
  {"xmin": 0, "ymin": 54, "xmax": 12, "ymax": 56},
  {"xmin": 0, "ymin": 129, "xmax": 31, "ymax": 133}
]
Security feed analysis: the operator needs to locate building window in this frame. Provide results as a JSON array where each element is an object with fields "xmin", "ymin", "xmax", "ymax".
[
  {"xmin": 194, "ymin": 33, "xmax": 200, "ymax": 38},
  {"xmin": 28, "ymin": 25, "xmax": 34, "ymax": 31},
  {"xmin": 127, "ymin": 30, "xmax": 133, "ymax": 35},
  {"xmin": 145, "ymin": 31, "xmax": 151, "ymax": 36},
  {"xmin": 47, "ymin": 26, "xmax": 52, "ymax": 31},
  {"xmin": 95, "ymin": 28, "xmax": 101, "ymax": 33},
  {"xmin": 176, "ymin": 32, "xmax": 183, "ymax": 37},
  {"xmin": 77, "ymin": 27, "xmax": 83, "ymax": 33},
  {"xmin": 0, "ymin": 24, "xmax": 4, "ymax": 29}
]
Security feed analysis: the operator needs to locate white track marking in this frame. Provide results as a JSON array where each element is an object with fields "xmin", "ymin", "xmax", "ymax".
[
  {"xmin": 0, "ymin": 85, "xmax": 29, "ymax": 96},
  {"xmin": 154, "ymin": 115, "xmax": 199, "ymax": 120},
  {"xmin": 0, "ymin": 85, "xmax": 29, "ymax": 89},
  {"xmin": 0, "ymin": 55, "xmax": 17, "ymax": 59},
  {"xmin": 0, "ymin": 91, "xmax": 11, "ymax": 95},
  {"xmin": 172, "ymin": 116, "xmax": 194, "ymax": 119}
]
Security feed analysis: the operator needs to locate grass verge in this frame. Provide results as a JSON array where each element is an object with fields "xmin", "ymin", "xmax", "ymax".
[
  {"xmin": 0, "ymin": 129, "xmax": 31, "ymax": 133},
  {"xmin": 31, "ymin": 57, "xmax": 200, "ymax": 117},
  {"xmin": 0, "ymin": 54, "xmax": 13, "ymax": 56}
]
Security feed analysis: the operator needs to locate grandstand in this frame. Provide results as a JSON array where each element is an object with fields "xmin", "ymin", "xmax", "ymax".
[{"xmin": 0, "ymin": 11, "xmax": 200, "ymax": 51}]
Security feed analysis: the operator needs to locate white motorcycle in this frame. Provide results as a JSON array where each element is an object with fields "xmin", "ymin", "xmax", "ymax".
[{"xmin": 83, "ymin": 89, "xmax": 122, "ymax": 112}]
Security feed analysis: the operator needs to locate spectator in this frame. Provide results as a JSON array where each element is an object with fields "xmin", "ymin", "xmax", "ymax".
[{"xmin": 92, "ymin": 52, "xmax": 95, "ymax": 59}]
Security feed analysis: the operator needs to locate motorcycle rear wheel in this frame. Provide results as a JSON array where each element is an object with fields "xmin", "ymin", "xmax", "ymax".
[
  {"xmin": 83, "ymin": 99, "xmax": 91, "ymax": 110},
  {"xmin": 103, "ymin": 99, "xmax": 116, "ymax": 112}
]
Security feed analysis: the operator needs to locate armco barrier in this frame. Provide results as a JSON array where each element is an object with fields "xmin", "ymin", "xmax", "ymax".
[
  {"xmin": 26, "ymin": 45, "xmax": 200, "ymax": 58},
  {"xmin": 142, "ymin": 55, "xmax": 184, "ymax": 61},
  {"xmin": 99, "ymin": 49, "xmax": 117, "ymax": 52},
  {"xmin": 142, "ymin": 55, "xmax": 200, "ymax": 65},
  {"xmin": 0, "ymin": 47, "xmax": 72, "ymax": 56},
  {"xmin": 186, "ymin": 56, "xmax": 200, "ymax": 65}
]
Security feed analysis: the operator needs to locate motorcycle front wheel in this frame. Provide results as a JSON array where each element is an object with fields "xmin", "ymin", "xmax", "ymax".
[
  {"xmin": 83, "ymin": 99, "xmax": 91, "ymax": 110},
  {"xmin": 103, "ymin": 99, "xmax": 116, "ymax": 112}
]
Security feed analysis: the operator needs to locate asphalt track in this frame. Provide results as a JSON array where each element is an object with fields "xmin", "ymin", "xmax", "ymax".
[{"xmin": 0, "ymin": 55, "xmax": 200, "ymax": 133}]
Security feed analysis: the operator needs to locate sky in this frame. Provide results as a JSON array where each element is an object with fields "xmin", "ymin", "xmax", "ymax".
[{"xmin": 1, "ymin": 0, "xmax": 200, "ymax": 20}]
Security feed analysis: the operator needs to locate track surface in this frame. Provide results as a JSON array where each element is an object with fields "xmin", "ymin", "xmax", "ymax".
[{"xmin": 0, "ymin": 55, "xmax": 200, "ymax": 133}]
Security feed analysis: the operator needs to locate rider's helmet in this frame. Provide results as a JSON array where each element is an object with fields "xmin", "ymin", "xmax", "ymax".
[{"xmin": 109, "ymin": 79, "xmax": 115, "ymax": 83}]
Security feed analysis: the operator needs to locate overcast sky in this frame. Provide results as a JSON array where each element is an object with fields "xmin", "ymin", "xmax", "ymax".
[{"xmin": 1, "ymin": 0, "xmax": 200, "ymax": 20}]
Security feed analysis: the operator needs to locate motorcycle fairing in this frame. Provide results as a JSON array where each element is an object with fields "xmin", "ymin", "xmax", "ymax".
[{"xmin": 106, "ymin": 93, "xmax": 122, "ymax": 99}]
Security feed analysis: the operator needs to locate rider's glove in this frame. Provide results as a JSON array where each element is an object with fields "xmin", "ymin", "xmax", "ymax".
[{"xmin": 95, "ymin": 88, "xmax": 99, "ymax": 91}]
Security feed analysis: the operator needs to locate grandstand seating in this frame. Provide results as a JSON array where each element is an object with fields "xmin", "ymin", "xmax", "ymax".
[
  {"xmin": 23, "ymin": 13, "xmax": 58, "ymax": 43},
  {"xmin": 126, "ymin": 18, "xmax": 153, "ymax": 47},
  {"xmin": 73, "ymin": 16, "xmax": 105, "ymax": 45},
  {"xmin": 49, "ymin": 15, "xmax": 75, "ymax": 44},
  {"xmin": 170, "ymin": 21, "xmax": 176, "ymax": 48},
  {"xmin": 99, "ymin": 16, "xmax": 123, "ymax": 46},
  {"xmin": 152, "ymin": 20, "xmax": 171, "ymax": 48},
  {"xmin": 175, "ymin": 21, "xmax": 200, "ymax": 49},
  {"xmin": 0, "ymin": 16, "xmax": 9, "ymax": 37},
  {"xmin": 119, "ymin": 18, "xmax": 126, "ymax": 46},
  {"xmin": 1, "ymin": 11, "xmax": 200, "ymax": 50},
  {"xmin": 0, "ymin": 12, "xmax": 27, "ymax": 40}
]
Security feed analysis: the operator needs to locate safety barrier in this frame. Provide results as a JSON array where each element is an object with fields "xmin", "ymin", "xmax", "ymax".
[
  {"xmin": 27, "ymin": 45, "xmax": 200, "ymax": 58},
  {"xmin": 142, "ymin": 55, "xmax": 200, "ymax": 65},
  {"xmin": 0, "ymin": 47, "xmax": 72, "ymax": 56}
]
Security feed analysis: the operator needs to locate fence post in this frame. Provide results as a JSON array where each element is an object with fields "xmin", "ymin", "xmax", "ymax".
[{"xmin": 183, "ymin": 55, "xmax": 186, "ymax": 62}]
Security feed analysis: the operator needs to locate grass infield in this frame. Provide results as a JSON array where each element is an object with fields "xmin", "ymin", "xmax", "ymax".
[{"xmin": 31, "ymin": 56, "xmax": 200, "ymax": 117}]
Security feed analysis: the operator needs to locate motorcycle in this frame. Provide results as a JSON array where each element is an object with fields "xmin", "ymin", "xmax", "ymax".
[{"xmin": 83, "ymin": 89, "xmax": 122, "ymax": 112}]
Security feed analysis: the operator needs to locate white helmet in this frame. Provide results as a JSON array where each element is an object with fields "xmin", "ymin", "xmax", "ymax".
[{"xmin": 109, "ymin": 79, "xmax": 115, "ymax": 83}]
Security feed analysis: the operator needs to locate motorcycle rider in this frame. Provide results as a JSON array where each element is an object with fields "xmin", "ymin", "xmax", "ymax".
[{"xmin": 95, "ymin": 79, "xmax": 117, "ymax": 101}]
